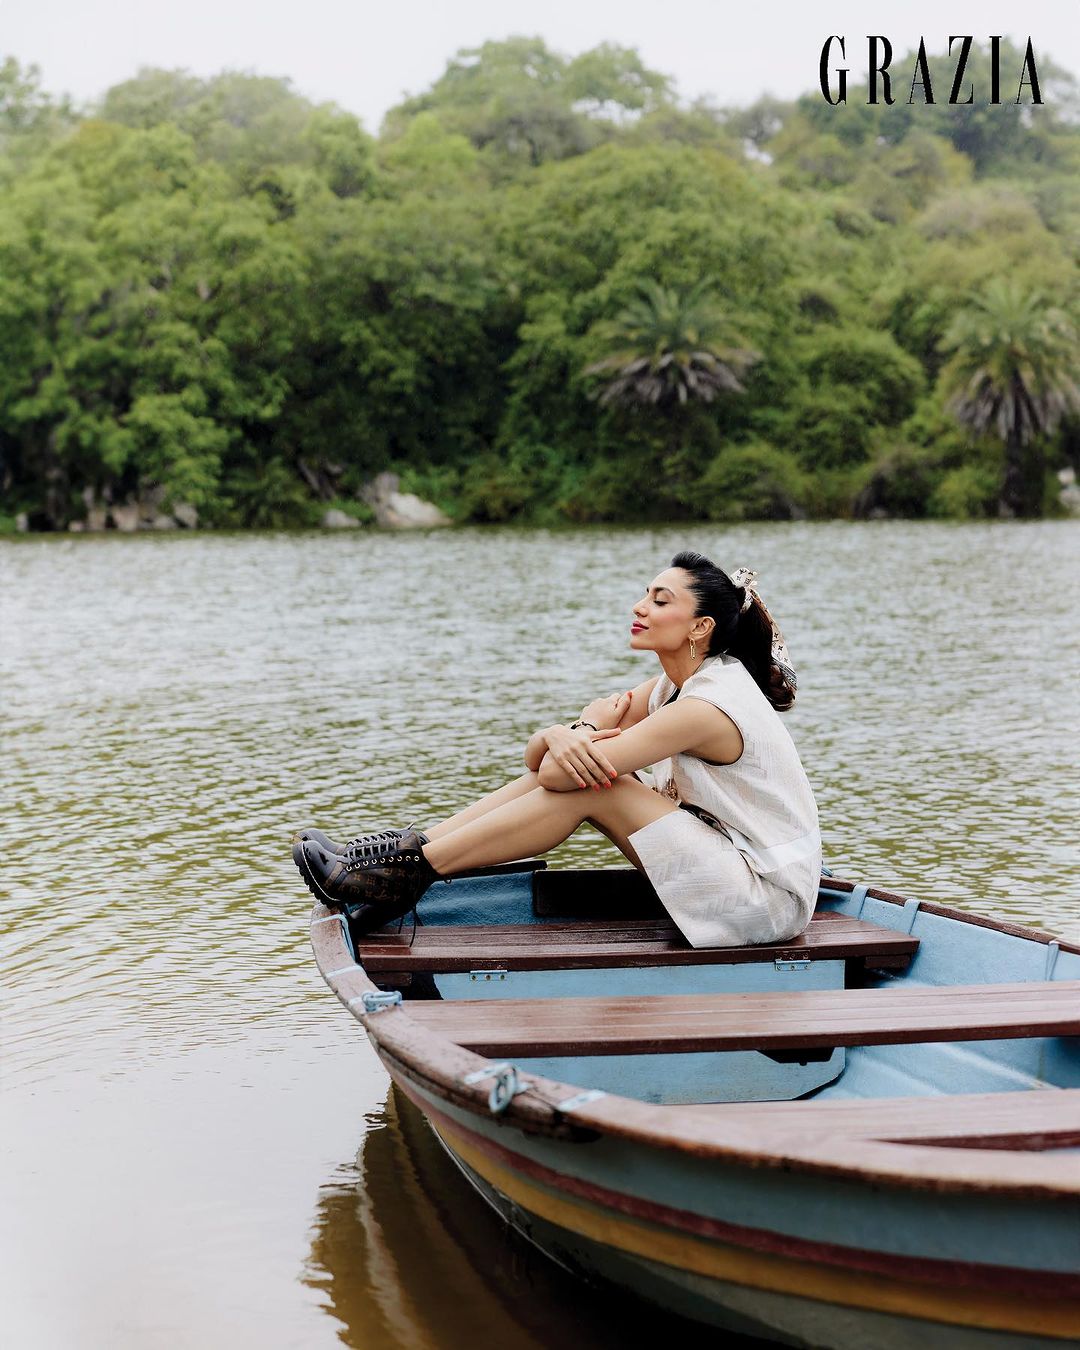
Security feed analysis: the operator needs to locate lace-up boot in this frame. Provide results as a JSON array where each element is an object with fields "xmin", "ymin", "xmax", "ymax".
[
  {"xmin": 292, "ymin": 828, "xmax": 440, "ymax": 931},
  {"xmin": 292, "ymin": 826, "xmax": 406, "ymax": 856}
]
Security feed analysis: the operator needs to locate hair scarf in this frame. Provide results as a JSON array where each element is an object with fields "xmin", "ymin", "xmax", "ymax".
[{"xmin": 730, "ymin": 566, "xmax": 798, "ymax": 697}]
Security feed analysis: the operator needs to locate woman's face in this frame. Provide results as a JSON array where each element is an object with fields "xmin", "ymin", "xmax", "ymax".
[{"xmin": 630, "ymin": 567, "xmax": 702, "ymax": 653}]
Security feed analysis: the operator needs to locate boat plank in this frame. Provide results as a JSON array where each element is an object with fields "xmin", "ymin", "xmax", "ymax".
[
  {"xmin": 359, "ymin": 912, "xmax": 918, "ymax": 972},
  {"xmin": 684, "ymin": 1090, "xmax": 1080, "ymax": 1149},
  {"xmin": 403, "ymin": 981, "xmax": 1080, "ymax": 1056}
]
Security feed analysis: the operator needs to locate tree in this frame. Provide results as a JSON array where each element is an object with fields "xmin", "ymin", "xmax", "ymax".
[
  {"xmin": 583, "ymin": 279, "xmax": 759, "ymax": 408},
  {"xmin": 382, "ymin": 37, "xmax": 674, "ymax": 170},
  {"xmin": 938, "ymin": 280, "xmax": 1080, "ymax": 516}
]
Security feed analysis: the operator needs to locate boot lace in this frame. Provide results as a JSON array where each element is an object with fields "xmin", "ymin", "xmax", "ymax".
[{"xmin": 343, "ymin": 829, "xmax": 409, "ymax": 872}]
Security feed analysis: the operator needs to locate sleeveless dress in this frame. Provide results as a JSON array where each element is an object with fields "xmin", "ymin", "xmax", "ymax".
[{"xmin": 626, "ymin": 653, "xmax": 822, "ymax": 948}]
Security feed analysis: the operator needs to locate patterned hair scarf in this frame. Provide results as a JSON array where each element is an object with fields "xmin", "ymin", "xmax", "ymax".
[{"xmin": 730, "ymin": 567, "xmax": 798, "ymax": 697}]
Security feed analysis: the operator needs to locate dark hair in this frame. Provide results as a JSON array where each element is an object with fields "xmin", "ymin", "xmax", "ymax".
[{"xmin": 670, "ymin": 550, "xmax": 795, "ymax": 711}]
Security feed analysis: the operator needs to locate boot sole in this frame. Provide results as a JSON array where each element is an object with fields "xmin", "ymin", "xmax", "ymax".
[{"xmin": 292, "ymin": 838, "xmax": 344, "ymax": 909}]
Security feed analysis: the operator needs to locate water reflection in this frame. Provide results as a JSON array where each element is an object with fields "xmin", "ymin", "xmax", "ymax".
[{"xmin": 305, "ymin": 1087, "xmax": 767, "ymax": 1350}]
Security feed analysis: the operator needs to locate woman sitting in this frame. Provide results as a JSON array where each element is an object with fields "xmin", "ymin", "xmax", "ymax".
[{"xmin": 293, "ymin": 551, "xmax": 821, "ymax": 948}]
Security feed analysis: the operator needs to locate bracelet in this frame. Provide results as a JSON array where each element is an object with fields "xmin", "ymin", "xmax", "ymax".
[{"xmin": 570, "ymin": 720, "xmax": 597, "ymax": 732}]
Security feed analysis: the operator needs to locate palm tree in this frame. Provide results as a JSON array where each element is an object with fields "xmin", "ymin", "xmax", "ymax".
[
  {"xmin": 939, "ymin": 280, "xmax": 1080, "ymax": 517},
  {"xmin": 583, "ymin": 279, "xmax": 759, "ymax": 410}
]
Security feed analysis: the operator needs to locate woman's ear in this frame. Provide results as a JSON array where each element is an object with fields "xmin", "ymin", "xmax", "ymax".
[{"xmin": 693, "ymin": 616, "xmax": 715, "ymax": 643}]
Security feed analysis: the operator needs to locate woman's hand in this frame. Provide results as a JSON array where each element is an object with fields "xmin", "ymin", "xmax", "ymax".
[
  {"xmin": 579, "ymin": 690, "xmax": 634, "ymax": 732},
  {"xmin": 541, "ymin": 724, "xmax": 622, "ymax": 789}
]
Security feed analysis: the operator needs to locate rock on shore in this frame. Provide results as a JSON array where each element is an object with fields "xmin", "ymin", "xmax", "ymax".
[
  {"xmin": 321, "ymin": 508, "xmax": 361, "ymax": 529},
  {"xmin": 359, "ymin": 472, "xmax": 452, "ymax": 529},
  {"xmin": 66, "ymin": 487, "xmax": 200, "ymax": 532}
]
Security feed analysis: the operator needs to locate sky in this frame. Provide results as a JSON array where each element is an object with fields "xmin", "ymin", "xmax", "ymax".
[{"xmin": 4, "ymin": 0, "xmax": 1078, "ymax": 131}]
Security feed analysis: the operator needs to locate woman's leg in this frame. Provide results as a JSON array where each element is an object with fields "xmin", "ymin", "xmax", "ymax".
[
  {"xmin": 422, "ymin": 777, "xmax": 679, "ymax": 876},
  {"xmin": 587, "ymin": 818, "xmax": 648, "ymax": 872},
  {"xmin": 422, "ymin": 772, "xmax": 541, "ymax": 841}
]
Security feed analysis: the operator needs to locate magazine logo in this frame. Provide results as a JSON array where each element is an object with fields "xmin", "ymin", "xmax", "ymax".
[{"xmin": 819, "ymin": 36, "xmax": 1043, "ymax": 105}]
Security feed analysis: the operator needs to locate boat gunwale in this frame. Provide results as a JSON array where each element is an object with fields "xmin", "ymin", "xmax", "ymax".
[
  {"xmin": 818, "ymin": 875, "xmax": 1080, "ymax": 954},
  {"xmin": 309, "ymin": 875, "xmax": 1080, "ymax": 1200}
]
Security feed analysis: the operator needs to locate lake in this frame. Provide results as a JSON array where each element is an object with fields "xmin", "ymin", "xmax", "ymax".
[{"xmin": 2, "ymin": 521, "xmax": 1078, "ymax": 1348}]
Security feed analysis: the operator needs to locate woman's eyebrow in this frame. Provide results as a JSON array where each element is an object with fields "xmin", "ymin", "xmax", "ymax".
[{"xmin": 649, "ymin": 585, "xmax": 676, "ymax": 598}]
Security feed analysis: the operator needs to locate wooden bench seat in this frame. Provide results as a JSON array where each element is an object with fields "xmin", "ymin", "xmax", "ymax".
[
  {"xmin": 403, "ymin": 980, "xmax": 1080, "ymax": 1057},
  {"xmin": 684, "ymin": 1089, "xmax": 1080, "ymax": 1149},
  {"xmin": 359, "ymin": 911, "xmax": 919, "ymax": 974}
]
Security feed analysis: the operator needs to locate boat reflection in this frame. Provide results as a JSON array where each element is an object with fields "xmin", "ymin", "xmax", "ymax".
[{"xmin": 304, "ymin": 1085, "xmax": 770, "ymax": 1350}]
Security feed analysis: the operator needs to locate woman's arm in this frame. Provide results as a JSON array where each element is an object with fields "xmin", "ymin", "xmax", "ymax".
[
  {"xmin": 524, "ymin": 725, "xmax": 558, "ymax": 772},
  {"xmin": 524, "ymin": 676, "xmax": 657, "ymax": 773},
  {"xmin": 538, "ymin": 697, "xmax": 741, "ymax": 791},
  {"xmin": 614, "ymin": 675, "xmax": 660, "ymax": 730}
]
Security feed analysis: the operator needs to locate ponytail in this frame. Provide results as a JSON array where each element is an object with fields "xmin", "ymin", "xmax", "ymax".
[
  {"xmin": 670, "ymin": 551, "xmax": 797, "ymax": 712},
  {"xmin": 731, "ymin": 595, "xmax": 796, "ymax": 711}
]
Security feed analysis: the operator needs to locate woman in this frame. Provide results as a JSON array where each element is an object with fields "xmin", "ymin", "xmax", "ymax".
[{"xmin": 293, "ymin": 551, "xmax": 821, "ymax": 948}]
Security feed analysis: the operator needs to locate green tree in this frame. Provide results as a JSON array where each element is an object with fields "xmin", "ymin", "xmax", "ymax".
[
  {"xmin": 938, "ymin": 280, "xmax": 1080, "ymax": 515},
  {"xmin": 382, "ymin": 37, "xmax": 673, "ymax": 171},
  {"xmin": 583, "ymin": 279, "xmax": 759, "ymax": 408}
]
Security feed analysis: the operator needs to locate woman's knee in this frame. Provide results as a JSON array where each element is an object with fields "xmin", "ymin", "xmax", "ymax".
[{"xmin": 587, "ymin": 773, "xmax": 677, "ymax": 830}]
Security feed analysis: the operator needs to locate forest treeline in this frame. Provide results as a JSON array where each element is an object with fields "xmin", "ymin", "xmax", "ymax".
[{"xmin": 1, "ymin": 37, "xmax": 1079, "ymax": 531}]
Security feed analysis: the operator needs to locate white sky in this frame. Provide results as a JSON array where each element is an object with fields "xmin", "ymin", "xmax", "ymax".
[{"xmin": 3, "ymin": 1, "xmax": 1078, "ymax": 131}]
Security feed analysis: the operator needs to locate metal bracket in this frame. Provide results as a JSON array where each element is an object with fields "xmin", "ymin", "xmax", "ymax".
[
  {"xmin": 774, "ymin": 958, "xmax": 811, "ymax": 972},
  {"xmin": 469, "ymin": 969, "xmax": 508, "ymax": 983},
  {"xmin": 461, "ymin": 1062, "xmax": 529, "ymax": 1115},
  {"xmin": 556, "ymin": 1089, "xmax": 606, "ymax": 1112},
  {"xmin": 1044, "ymin": 940, "xmax": 1061, "ymax": 981},
  {"xmin": 351, "ymin": 990, "xmax": 403, "ymax": 1015}
]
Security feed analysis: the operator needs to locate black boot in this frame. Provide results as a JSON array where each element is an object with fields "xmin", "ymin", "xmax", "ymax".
[
  {"xmin": 293, "ymin": 828, "xmax": 440, "ymax": 932},
  {"xmin": 292, "ymin": 825, "xmax": 406, "ymax": 856}
]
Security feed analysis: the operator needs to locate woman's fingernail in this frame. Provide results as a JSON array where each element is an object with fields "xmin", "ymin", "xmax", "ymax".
[{"xmin": 609, "ymin": 770, "xmax": 617, "ymax": 778}]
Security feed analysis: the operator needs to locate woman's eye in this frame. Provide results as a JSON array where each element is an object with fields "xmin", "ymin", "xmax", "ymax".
[{"xmin": 654, "ymin": 600, "xmax": 667, "ymax": 607}]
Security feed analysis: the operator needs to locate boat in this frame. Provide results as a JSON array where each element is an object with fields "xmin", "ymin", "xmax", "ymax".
[{"xmin": 309, "ymin": 861, "xmax": 1080, "ymax": 1348}]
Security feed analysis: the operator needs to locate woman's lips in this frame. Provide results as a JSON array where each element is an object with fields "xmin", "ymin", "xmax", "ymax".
[{"xmin": 630, "ymin": 623, "xmax": 646, "ymax": 633}]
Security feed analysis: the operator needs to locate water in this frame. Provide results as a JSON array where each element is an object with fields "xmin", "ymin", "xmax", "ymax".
[{"xmin": 2, "ymin": 521, "xmax": 1078, "ymax": 1348}]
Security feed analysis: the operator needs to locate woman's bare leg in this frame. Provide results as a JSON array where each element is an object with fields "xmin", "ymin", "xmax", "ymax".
[
  {"xmin": 422, "ymin": 772, "xmax": 541, "ymax": 841},
  {"xmin": 422, "ymin": 777, "xmax": 678, "ymax": 876},
  {"xmin": 587, "ymin": 818, "xmax": 647, "ymax": 872}
]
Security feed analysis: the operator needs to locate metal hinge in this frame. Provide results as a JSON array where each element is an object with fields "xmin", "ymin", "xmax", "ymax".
[
  {"xmin": 349, "ymin": 990, "xmax": 403, "ymax": 1014},
  {"xmin": 469, "ymin": 969, "xmax": 508, "ymax": 983},
  {"xmin": 774, "ymin": 958, "xmax": 811, "ymax": 972}
]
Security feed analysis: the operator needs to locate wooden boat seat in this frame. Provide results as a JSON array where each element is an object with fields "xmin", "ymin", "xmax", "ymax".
[
  {"xmin": 403, "ymin": 980, "xmax": 1080, "ymax": 1057},
  {"xmin": 684, "ymin": 1089, "xmax": 1080, "ymax": 1149},
  {"xmin": 358, "ymin": 911, "xmax": 919, "ymax": 974}
]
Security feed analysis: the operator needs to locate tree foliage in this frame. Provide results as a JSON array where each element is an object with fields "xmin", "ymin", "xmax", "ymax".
[
  {"xmin": 939, "ymin": 280, "xmax": 1080, "ymax": 514},
  {"xmin": 0, "ymin": 39, "xmax": 1078, "ymax": 532}
]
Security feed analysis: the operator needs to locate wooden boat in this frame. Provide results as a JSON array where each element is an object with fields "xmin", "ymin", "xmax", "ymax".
[{"xmin": 309, "ymin": 863, "xmax": 1080, "ymax": 1348}]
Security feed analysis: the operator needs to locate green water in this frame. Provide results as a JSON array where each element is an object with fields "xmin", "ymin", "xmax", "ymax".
[{"xmin": 2, "ymin": 521, "xmax": 1078, "ymax": 1348}]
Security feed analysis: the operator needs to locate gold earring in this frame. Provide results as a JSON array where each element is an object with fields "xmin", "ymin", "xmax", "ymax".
[{"xmin": 689, "ymin": 637, "xmax": 697, "ymax": 660}]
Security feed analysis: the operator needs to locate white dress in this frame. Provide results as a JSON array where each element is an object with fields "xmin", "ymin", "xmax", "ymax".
[{"xmin": 627, "ymin": 653, "xmax": 822, "ymax": 948}]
